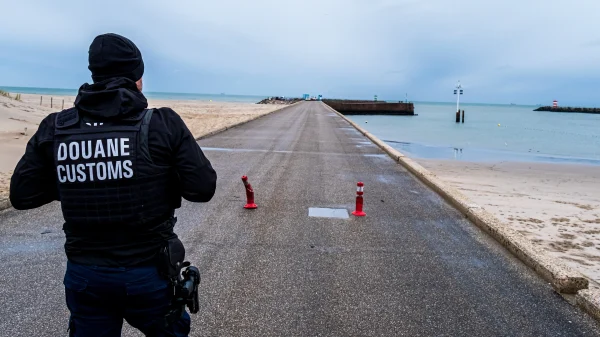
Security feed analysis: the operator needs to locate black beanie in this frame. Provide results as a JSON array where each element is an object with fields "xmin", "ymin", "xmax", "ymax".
[{"xmin": 88, "ymin": 33, "xmax": 144, "ymax": 83}]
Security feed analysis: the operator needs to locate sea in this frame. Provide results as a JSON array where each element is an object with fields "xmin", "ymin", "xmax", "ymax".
[
  {"xmin": 2, "ymin": 86, "xmax": 599, "ymax": 165},
  {"xmin": 0, "ymin": 86, "xmax": 266, "ymax": 103},
  {"xmin": 348, "ymin": 102, "xmax": 600, "ymax": 165}
]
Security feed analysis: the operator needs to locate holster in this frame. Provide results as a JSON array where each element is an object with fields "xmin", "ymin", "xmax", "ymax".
[{"xmin": 158, "ymin": 236, "xmax": 185, "ymax": 281}]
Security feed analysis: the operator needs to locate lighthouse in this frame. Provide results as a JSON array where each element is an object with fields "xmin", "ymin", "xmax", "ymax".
[{"xmin": 553, "ymin": 100, "xmax": 558, "ymax": 108}]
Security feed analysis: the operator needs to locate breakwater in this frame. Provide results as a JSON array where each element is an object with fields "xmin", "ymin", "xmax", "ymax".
[
  {"xmin": 534, "ymin": 106, "xmax": 600, "ymax": 114},
  {"xmin": 257, "ymin": 97, "xmax": 302, "ymax": 105},
  {"xmin": 323, "ymin": 99, "xmax": 415, "ymax": 115}
]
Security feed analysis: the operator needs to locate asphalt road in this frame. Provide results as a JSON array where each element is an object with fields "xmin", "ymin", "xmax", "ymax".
[{"xmin": 1, "ymin": 101, "xmax": 599, "ymax": 336}]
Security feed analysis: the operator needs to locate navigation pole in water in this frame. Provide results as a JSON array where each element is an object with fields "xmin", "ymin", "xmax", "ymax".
[
  {"xmin": 454, "ymin": 81, "xmax": 464, "ymax": 123},
  {"xmin": 454, "ymin": 80, "xmax": 463, "ymax": 111}
]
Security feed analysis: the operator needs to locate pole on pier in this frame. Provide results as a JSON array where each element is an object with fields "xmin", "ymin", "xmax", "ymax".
[
  {"xmin": 462, "ymin": 110, "xmax": 465, "ymax": 123},
  {"xmin": 455, "ymin": 111, "xmax": 460, "ymax": 123}
]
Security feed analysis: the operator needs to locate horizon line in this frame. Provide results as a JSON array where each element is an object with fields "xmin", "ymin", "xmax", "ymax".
[{"xmin": 0, "ymin": 85, "xmax": 550, "ymax": 107}]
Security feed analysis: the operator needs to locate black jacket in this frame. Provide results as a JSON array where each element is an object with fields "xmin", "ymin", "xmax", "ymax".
[{"xmin": 10, "ymin": 77, "xmax": 217, "ymax": 265}]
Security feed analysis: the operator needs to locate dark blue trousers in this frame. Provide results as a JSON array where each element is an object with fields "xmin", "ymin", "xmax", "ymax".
[{"xmin": 64, "ymin": 261, "xmax": 190, "ymax": 337}]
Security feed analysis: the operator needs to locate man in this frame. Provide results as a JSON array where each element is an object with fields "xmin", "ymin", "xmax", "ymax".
[{"xmin": 10, "ymin": 33, "xmax": 217, "ymax": 336}]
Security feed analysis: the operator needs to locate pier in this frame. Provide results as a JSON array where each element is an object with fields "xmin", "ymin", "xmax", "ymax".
[{"xmin": 323, "ymin": 99, "xmax": 415, "ymax": 115}]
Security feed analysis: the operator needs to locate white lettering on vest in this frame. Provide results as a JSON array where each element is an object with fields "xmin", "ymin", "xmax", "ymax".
[
  {"xmin": 66, "ymin": 164, "xmax": 77, "ymax": 183},
  {"xmin": 123, "ymin": 160, "xmax": 133, "ymax": 178},
  {"xmin": 86, "ymin": 163, "xmax": 96, "ymax": 181},
  {"xmin": 94, "ymin": 140, "xmax": 106, "ymax": 158},
  {"xmin": 107, "ymin": 139, "xmax": 119, "ymax": 157},
  {"xmin": 81, "ymin": 141, "xmax": 92, "ymax": 159},
  {"xmin": 120, "ymin": 138, "xmax": 130, "ymax": 156},
  {"xmin": 57, "ymin": 138, "xmax": 135, "ymax": 183},
  {"xmin": 107, "ymin": 161, "xmax": 122, "ymax": 179},
  {"xmin": 57, "ymin": 165, "xmax": 66, "ymax": 183},
  {"xmin": 76, "ymin": 164, "xmax": 86, "ymax": 182},
  {"xmin": 96, "ymin": 162, "xmax": 107, "ymax": 180},
  {"xmin": 58, "ymin": 143, "xmax": 67, "ymax": 161},
  {"xmin": 68, "ymin": 142, "xmax": 79, "ymax": 160}
]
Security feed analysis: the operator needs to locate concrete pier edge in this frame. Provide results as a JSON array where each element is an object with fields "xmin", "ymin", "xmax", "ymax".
[
  {"xmin": 0, "ymin": 102, "xmax": 300, "ymax": 213},
  {"xmin": 321, "ymin": 103, "xmax": 594, "ymax": 300},
  {"xmin": 577, "ymin": 289, "xmax": 600, "ymax": 321},
  {"xmin": 0, "ymin": 199, "xmax": 11, "ymax": 213}
]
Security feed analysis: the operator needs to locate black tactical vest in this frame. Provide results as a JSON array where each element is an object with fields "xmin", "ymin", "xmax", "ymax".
[{"xmin": 54, "ymin": 108, "xmax": 176, "ymax": 235}]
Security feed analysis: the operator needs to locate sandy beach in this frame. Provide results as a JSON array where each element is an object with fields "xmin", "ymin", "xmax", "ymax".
[
  {"xmin": 0, "ymin": 93, "xmax": 279, "ymax": 202},
  {"xmin": 418, "ymin": 159, "xmax": 600, "ymax": 282}
]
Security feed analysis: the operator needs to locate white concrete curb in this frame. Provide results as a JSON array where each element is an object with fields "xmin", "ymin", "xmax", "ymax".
[
  {"xmin": 0, "ymin": 198, "xmax": 12, "ymax": 212},
  {"xmin": 577, "ymin": 288, "xmax": 600, "ymax": 321},
  {"xmin": 321, "ymin": 102, "xmax": 589, "ymax": 295}
]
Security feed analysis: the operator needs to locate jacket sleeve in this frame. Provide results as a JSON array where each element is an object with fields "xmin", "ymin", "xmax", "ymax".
[
  {"xmin": 168, "ymin": 110, "xmax": 217, "ymax": 202},
  {"xmin": 10, "ymin": 114, "xmax": 59, "ymax": 210}
]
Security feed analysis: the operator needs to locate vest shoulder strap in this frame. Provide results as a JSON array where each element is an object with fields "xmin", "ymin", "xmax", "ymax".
[
  {"xmin": 55, "ymin": 108, "xmax": 79, "ymax": 129},
  {"xmin": 139, "ymin": 109, "xmax": 155, "ymax": 163}
]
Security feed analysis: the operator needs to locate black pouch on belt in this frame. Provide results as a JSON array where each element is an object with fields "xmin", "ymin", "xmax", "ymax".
[{"xmin": 158, "ymin": 236, "xmax": 186, "ymax": 280}]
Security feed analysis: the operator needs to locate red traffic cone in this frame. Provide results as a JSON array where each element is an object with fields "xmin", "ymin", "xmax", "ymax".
[
  {"xmin": 351, "ymin": 182, "xmax": 366, "ymax": 217},
  {"xmin": 242, "ymin": 176, "xmax": 257, "ymax": 209}
]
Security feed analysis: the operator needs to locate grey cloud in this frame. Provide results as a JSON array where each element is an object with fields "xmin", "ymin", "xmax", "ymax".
[{"xmin": 0, "ymin": 0, "xmax": 599, "ymax": 104}]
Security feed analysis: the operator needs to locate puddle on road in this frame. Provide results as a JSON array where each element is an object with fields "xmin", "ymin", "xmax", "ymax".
[
  {"xmin": 355, "ymin": 143, "xmax": 376, "ymax": 148},
  {"xmin": 308, "ymin": 208, "xmax": 350, "ymax": 219},
  {"xmin": 203, "ymin": 147, "xmax": 383, "ymax": 158},
  {"xmin": 201, "ymin": 147, "xmax": 270, "ymax": 153},
  {"xmin": 363, "ymin": 154, "xmax": 388, "ymax": 159}
]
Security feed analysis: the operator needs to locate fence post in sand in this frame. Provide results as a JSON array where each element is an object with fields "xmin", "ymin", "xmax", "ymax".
[
  {"xmin": 62, "ymin": 100, "xmax": 64, "ymax": 110},
  {"xmin": 462, "ymin": 110, "xmax": 465, "ymax": 123},
  {"xmin": 51, "ymin": 97, "xmax": 53, "ymax": 109},
  {"xmin": 40, "ymin": 96, "xmax": 42, "ymax": 106}
]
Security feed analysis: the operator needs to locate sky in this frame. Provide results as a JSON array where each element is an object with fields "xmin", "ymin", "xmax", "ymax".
[{"xmin": 0, "ymin": 0, "xmax": 599, "ymax": 105}]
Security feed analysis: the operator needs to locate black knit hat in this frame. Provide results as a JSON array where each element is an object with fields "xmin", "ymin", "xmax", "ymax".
[{"xmin": 88, "ymin": 33, "xmax": 144, "ymax": 83}]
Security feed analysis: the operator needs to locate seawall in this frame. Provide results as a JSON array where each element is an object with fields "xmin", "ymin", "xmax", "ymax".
[
  {"xmin": 323, "ymin": 100, "xmax": 415, "ymax": 115},
  {"xmin": 534, "ymin": 106, "xmax": 600, "ymax": 114}
]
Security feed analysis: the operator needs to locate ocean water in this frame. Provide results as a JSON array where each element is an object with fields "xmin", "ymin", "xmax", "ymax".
[
  {"xmin": 2, "ymin": 86, "xmax": 598, "ymax": 164},
  {"xmin": 348, "ymin": 102, "xmax": 600, "ymax": 165},
  {"xmin": 0, "ymin": 86, "xmax": 78, "ymax": 96},
  {"xmin": 0, "ymin": 86, "xmax": 266, "ymax": 103}
]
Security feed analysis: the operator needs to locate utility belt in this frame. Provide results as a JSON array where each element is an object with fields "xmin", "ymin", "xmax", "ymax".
[{"xmin": 157, "ymin": 231, "xmax": 201, "ymax": 327}]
